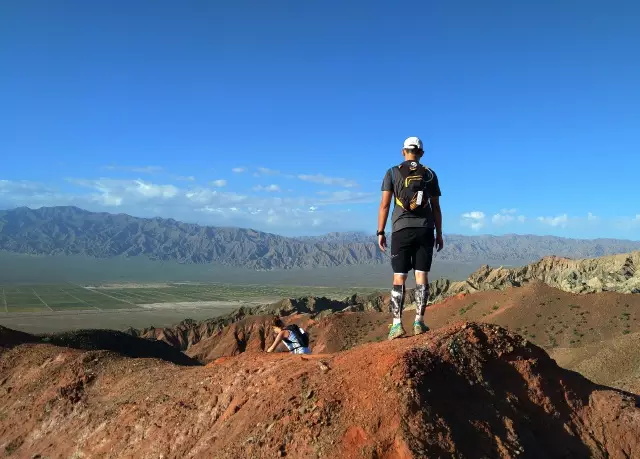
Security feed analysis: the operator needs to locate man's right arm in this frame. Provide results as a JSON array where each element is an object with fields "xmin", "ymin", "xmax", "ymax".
[{"xmin": 266, "ymin": 331, "xmax": 286, "ymax": 353}]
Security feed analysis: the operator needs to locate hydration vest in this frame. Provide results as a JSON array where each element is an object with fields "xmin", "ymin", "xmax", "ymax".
[{"xmin": 395, "ymin": 161, "xmax": 435, "ymax": 212}]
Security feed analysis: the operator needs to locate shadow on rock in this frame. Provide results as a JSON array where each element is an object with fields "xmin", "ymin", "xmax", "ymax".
[
  {"xmin": 400, "ymin": 323, "xmax": 634, "ymax": 458},
  {"xmin": 43, "ymin": 329, "xmax": 200, "ymax": 366}
]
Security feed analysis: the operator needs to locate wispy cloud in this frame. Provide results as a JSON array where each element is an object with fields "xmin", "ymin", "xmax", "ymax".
[
  {"xmin": 68, "ymin": 178, "xmax": 179, "ymax": 206},
  {"xmin": 103, "ymin": 165, "xmax": 164, "ymax": 174},
  {"xmin": 492, "ymin": 210, "xmax": 526, "ymax": 225},
  {"xmin": 298, "ymin": 174, "xmax": 358, "ymax": 188},
  {"xmin": 175, "ymin": 176, "xmax": 196, "ymax": 182},
  {"xmin": 232, "ymin": 167, "xmax": 246, "ymax": 173},
  {"xmin": 210, "ymin": 179, "xmax": 227, "ymax": 188},
  {"xmin": 0, "ymin": 180, "xmax": 70, "ymax": 208},
  {"xmin": 0, "ymin": 179, "xmax": 51, "ymax": 194},
  {"xmin": 317, "ymin": 190, "xmax": 375, "ymax": 204},
  {"xmin": 60, "ymin": 178, "xmax": 333, "ymax": 231},
  {"xmin": 461, "ymin": 211, "xmax": 486, "ymax": 231},
  {"xmin": 184, "ymin": 187, "xmax": 248, "ymax": 205},
  {"xmin": 253, "ymin": 184, "xmax": 281, "ymax": 192},
  {"xmin": 537, "ymin": 214, "xmax": 569, "ymax": 228}
]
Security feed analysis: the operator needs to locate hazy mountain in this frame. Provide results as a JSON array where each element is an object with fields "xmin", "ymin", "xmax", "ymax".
[{"xmin": 1, "ymin": 206, "xmax": 639, "ymax": 270}]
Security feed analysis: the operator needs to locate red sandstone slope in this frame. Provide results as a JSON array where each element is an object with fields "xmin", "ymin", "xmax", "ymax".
[{"xmin": 1, "ymin": 322, "xmax": 639, "ymax": 458}]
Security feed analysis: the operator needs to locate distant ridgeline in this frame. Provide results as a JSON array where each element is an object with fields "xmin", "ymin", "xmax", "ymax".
[{"xmin": 1, "ymin": 206, "xmax": 640, "ymax": 270}]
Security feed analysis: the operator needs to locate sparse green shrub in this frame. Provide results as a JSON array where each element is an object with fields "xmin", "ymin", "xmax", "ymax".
[{"xmin": 459, "ymin": 301, "xmax": 477, "ymax": 315}]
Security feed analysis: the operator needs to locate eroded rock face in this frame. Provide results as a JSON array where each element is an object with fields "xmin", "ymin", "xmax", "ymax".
[
  {"xmin": 1, "ymin": 323, "xmax": 638, "ymax": 458},
  {"xmin": 429, "ymin": 252, "xmax": 640, "ymax": 301}
]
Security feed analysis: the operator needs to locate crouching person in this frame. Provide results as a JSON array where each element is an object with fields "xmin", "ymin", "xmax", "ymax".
[{"xmin": 266, "ymin": 318, "xmax": 311, "ymax": 354}]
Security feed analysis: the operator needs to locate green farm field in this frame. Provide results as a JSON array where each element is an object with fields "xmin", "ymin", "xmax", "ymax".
[{"xmin": 0, "ymin": 282, "xmax": 381, "ymax": 314}]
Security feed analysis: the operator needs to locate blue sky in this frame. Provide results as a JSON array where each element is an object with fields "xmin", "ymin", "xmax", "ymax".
[{"xmin": 1, "ymin": 0, "xmax": 639, "ymax": 238}]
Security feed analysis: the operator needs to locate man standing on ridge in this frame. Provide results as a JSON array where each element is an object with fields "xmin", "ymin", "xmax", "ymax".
[{"xmin": 377, "ymin": 136, "xmax": 443, "ymax": 340}]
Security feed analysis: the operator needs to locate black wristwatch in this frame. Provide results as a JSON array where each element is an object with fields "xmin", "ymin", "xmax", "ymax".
[{"xmin": 376, "ymin": 230, "xmax": 385, "ymax": 236}]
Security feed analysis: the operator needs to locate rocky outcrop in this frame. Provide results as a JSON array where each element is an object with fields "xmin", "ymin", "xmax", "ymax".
[
  {"xmin": 1, "ymin": 323, "xmax": 638, "ymax": 458},
  {"xmin": 430, "ymin": 251, "xmax": 640, "ymax": 301},
  {"xmin": 0, "ymin": 327, "xmax": 199, "ymax": 366}
]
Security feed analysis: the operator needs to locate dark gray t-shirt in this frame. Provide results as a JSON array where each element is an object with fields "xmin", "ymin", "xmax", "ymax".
[{"xmin": 381, "ymin": 161, "xmax": 441, "ymax": 233}]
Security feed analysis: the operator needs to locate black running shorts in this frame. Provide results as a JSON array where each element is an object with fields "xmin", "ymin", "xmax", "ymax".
[{"xmin": 390, "ymin": 227, "xmax": 435, "ymax": 274}]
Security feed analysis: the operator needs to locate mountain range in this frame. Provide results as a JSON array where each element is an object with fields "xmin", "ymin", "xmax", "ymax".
[{"xmin": 1, "ymin": 206, "xmax": 640, "ymax": 270}]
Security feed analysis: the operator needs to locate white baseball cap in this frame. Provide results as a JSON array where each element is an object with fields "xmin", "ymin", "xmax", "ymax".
[{"xmin": 403, "ymin": 136, "xmax": 423, "ymax": 150}]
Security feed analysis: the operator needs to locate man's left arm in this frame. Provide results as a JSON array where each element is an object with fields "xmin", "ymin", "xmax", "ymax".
[
  {"xmin": 427, "ymin": 171, "xmax": 444, "ymax": 252},
  {"xmin": 430, "ymin": 196, "xmax": 444, "ymax": 252}
]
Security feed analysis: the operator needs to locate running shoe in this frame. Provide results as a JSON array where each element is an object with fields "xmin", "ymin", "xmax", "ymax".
[
  {"xmin": 413, "ymin": 320, "xmax": 430, "ymax": 335},
  {"xmin": 387, "ymin": 323, "xmax": 407, "ymax": 340}
]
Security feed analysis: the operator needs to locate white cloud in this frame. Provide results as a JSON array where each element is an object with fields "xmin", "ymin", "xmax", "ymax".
[
  {"xmin": 537, "ymin": 214, "xmax": 569, "ymax": 227},
  {"xmin": 298, "ymin": 174, "xmax": 358, "ymax": 188},
  {"xmin": 253, "ymin": 184, "xmax": 281, "ymax": 192},
  {"xmin": 175, "ymin": 176, "xmax": 196, "ymax": 182},
  {"xmin": 232, "ymin": 167, "xmax": 246, "ymax": 173},
  {"xmin": 587, "ymin": 212, "xmax": 598, "ymax": 221},
  {"xmin": 68, "ymin": 178, "xmax": 179, "ymax": 207},
  {"xmin": 210, "ymin": 179, "xmax": 227, "ymax": 187},
  {"xmin": 103, "ymin": 165, "xmax": 163, "ymax": 174},
  {"xmin": 492, "ymin": 211, "xmax": 526, "ymax": 225},
  {"xmin": 461, "ymin": 211, "xmax": 486, "ymax": 231},
  {"xmin": 185, "ymin": 188, "xmax": 247, "ymax": 205},
  {"xmin": 492, "ymin": 213, "xmax": 514, "ymax": 225}
]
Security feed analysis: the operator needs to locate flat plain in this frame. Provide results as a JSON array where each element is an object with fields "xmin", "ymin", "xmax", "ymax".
[{"xmin": 0, "ymin": 282, "xmax": 381, "ymax": 314}]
